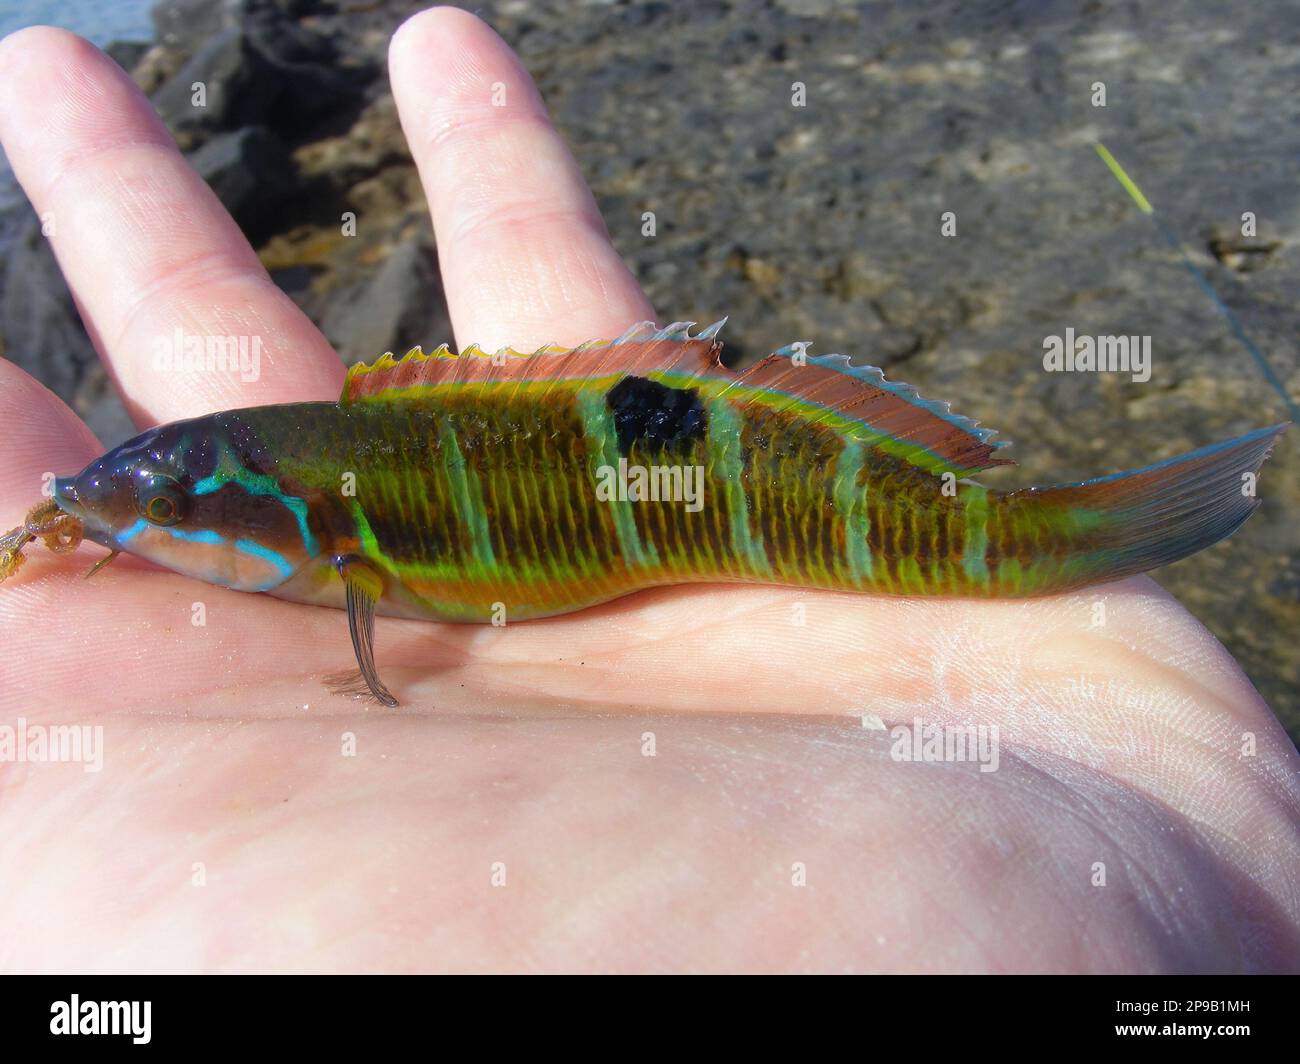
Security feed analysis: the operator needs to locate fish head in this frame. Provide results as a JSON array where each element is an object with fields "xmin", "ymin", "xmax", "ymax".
[{"xmin": 53, "ymin": 414, "xmax": 319, "ymax": 592}]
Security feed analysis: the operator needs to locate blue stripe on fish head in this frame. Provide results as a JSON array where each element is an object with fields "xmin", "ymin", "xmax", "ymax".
[{"xmin": 53, "ymin": 413, "xmax": 319, "ymax": 592}]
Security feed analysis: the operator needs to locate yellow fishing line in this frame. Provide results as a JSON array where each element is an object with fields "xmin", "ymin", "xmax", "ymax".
[
  {"xmin": 1092, "ymin": 141, "xmax": 1298, "ymax": 421},
  {"xmin": 1093, "ymin": 143, "xmax": 1154, "ymax": 214}
]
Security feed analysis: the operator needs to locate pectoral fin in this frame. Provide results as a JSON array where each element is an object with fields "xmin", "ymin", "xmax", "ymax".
[
  {"xmin": 84, "ymin": 550, "xmax": 121, "ymax": 579},
  {"xmin": 335, "ymin": 556, "xmax": 397, "ymax": 707}
]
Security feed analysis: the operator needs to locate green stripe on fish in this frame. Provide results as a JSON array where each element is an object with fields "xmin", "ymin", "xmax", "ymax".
[
  {"xmin": 439, "ymin": 417, "xmax": 497, "ymax": 574},
  {"xmin": 706, "ymin": 396, "xmax": 771, "ymax": 575},
  {"xmin": 575, "ymin": 389, "xmax": 658, "ymax": 569},
  {"xmin": 961, "ymin": 482, "xmax": 991, "ymax": 587},
  {"xmin": 832, "ymin": 438, "xmax": 873, "ymax": 584}
]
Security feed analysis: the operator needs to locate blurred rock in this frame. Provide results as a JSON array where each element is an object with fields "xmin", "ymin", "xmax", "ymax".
[
  {"xmin": 129, "ymin": 42, "xmax": 187, "ymax": 94},
  {"xmin": 150, "ymin": 0, "xmax": 232, "ymax": 52},
  {"xmin": 1207, "ymin": 221, "xmax": 1283, "ymax": 274},
  {"xmin": 150, "ymin": 28, "xmax": 258, "ymax": 148},
  {"xmin": 320, "ymin": 234, "xmax": 443, "ymax": 364},
  {"xmin": 149, "ymin": 0, "xmax": 364, "ymax": 151},
  {"xmin": 104, "ymin": 39, "xmax": 150, "ymax": 72},
  {"xmin": 1, "ymin": 217, "xmax": 92, "ymax": 400},
  {"xmin": 188, "ymin": 125, "xmax": 293, "ymax": 241}
]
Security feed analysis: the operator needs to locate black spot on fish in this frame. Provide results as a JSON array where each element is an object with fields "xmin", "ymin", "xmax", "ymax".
[{"xmin": 605, "ymin": 376, "xmax": 707, "ymax": 454}]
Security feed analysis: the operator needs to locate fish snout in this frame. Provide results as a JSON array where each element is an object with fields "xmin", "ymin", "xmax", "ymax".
[
  {"xmin": 53, "ymin": 477, "xmax": 78, "ymax": 508},
  {"xmin": 52, "ymin": 470, "xmax": 125, "ymax": 547}
]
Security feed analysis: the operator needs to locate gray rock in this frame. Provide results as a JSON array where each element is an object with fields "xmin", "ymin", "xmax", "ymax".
[
  {"xmin": 320, "ymin": 235, "xmax": 442, "ymax": 364},
  {"xmin": 187, "ymin": 125, "xmax": 293, "ymax": 241},
  {"xmin": 150, "ymin": 0, "xmax": 238, "ymax": 52},
  {"xmin": 104, "ymin": 39, "xmax": 150, "ymax": 73},
  {"xmin": 150, "ymin": 28, "xmax": 259, "ymax": 146},
  {"xmin": 237, "ymin": 0, "xmax": 366, "ymax": 126},
  {"xmin": 1, "ymin": 216, "xmax": 93, "ymax": 400},
  {"xmin": 75, "ymin": 366, "xmax": 139, "ymax": 448},
  {"xmin": 149, "ymin": 0, "xmax": 362, "ymax": 150}
]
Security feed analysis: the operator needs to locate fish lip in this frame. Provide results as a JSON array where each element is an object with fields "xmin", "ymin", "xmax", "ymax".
[
  {"xmin": 52, "ymin": 477, "xmax": 84, "ymax": 519},
  {"xmin": 52, "ymin": 476, "xmax": 117, "ymax": 549}
]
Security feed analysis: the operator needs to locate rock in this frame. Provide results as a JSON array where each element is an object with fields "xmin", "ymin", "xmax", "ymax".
[
  {"xmin": 345, "ymin": 165, "xmax": 424, "ymax": 222},
  {"xmin": 1207, "ymin": 221, "xmax": 1283, "ymax": 274},
  {"xmin": 293, "ymin": 93, "xmax": 407, "ymax": 187},
  {"xmin": 319, "ymin": 234, "xmax": 445, "ymax": 364},
  {"xmin": 128, "ymin": 43, "xmax": 186, "ymax": 94},
  {"xmin": 188, "ymin": 126, "xmax": 294, "ymax": 242},
  {"xmin": 1, "ymin": 216, "xmax": 94, "ymax": 400},
  {"xmin": 150, "ymin": 0, "xmax": 235, "ymax": 53},
  {"xmin": 75, "ymin": 366, "xmax": 139, "ymax": 447},
  {"xmin": 237, "ymin": 1, "xmax": 367, "ymax": 128},
  {"xmin": 149, "ymin": 1, "xmax": 363, "ymax": 151},
  {"xmin": 150, "ymin": 28, "xmax": 259, "ymax": 149},
  {"xmin": 104, "ymin": 40, "xmax": 150, "ymax": 73}
]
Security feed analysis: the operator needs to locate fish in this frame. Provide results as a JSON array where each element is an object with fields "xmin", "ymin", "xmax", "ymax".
[{"xmin": 1, "ymin": 319, "xmax": 1286, "ymax": 706}]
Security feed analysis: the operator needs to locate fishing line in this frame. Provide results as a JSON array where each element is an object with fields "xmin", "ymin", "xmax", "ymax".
[{"xmin": 1093, "ymin": 142, "xmax": 1299, "ymax": 423}]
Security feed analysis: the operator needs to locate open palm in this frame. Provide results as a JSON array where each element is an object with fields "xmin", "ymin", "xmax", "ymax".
[{"xmin": 0, "ymin": 8, "xmax": 1296, "ymax": 973}]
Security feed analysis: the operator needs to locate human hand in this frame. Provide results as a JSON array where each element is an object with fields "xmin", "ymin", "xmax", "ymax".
[{"xmin": 0, "ymin": 8, "xmax": 1296, "ymax": 973}]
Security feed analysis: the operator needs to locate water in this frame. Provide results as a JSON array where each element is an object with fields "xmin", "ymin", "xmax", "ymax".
[
  {"xmin": 0, "ymin": 0, "xmax": 157, "ymax": 209},
  {"xmin": 0, "ymin": 0, "xmax": 154, "ymax": 45}
]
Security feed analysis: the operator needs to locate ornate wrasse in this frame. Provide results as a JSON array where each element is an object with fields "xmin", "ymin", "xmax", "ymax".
[{"xmin": 3, "ymin": 319, "xmax": 1285, "ymax": 705}]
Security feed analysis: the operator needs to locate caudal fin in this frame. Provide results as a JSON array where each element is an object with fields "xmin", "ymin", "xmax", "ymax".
[{"xmin": 1019, "ymin": 424, "xmax": 1287, "ymax": 586}]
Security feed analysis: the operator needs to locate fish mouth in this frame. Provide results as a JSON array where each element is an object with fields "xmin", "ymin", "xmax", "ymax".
[
  {"xmin": 52, "ymin": 477, "xmax": 84, "ymax": 518},
  {"xmin": 52, "ymin": 476, "xmax": 84, "ymax": 515},
  {"xmin": 52, "ymin": 477, "xmax": 117, "ymax": 549}
]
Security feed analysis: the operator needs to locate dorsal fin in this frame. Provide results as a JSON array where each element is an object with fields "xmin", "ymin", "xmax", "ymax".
[
  {"xmin": 341, "ymin": 320, "xmax": 723, "ymax": 402},
  {"xmin": 724, "ymin": 343, "xmax": 1012, "ymax": 473},
  {"xmin": 340, "ymin": 319, "xmax": 1011, "ymax": 474}
]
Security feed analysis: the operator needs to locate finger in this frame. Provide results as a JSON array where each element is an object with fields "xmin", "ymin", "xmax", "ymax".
[
  {"xmin": 0, "ymin": 27, "xmax": 344, "ymax": 428},
  {"xmin": 389, "ymin": 7, "xmax": 655, "ymax": 353}
]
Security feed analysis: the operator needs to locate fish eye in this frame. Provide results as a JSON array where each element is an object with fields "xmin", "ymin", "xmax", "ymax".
[{"xmin": 136, "ymin": 475, "xmax": 188, "ymax": 527}]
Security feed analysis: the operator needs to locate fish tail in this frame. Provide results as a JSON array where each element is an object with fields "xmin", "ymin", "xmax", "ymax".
[{"xmin": 1011, "ymin": 424, "xmax": 1287, "ymax": 590}]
